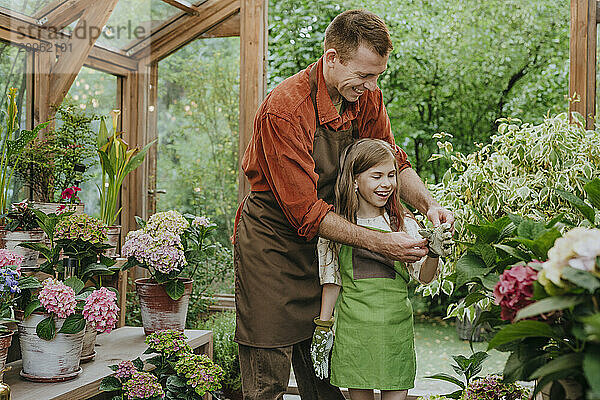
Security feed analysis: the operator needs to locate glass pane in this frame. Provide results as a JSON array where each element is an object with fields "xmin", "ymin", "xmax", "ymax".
[
  {"xmin": 156, "ymin": 37, "xmax": 240, "ymax": 247},
  {"xmin": 0, "ymin": 41, "xmax": 28, "ymax": 204},
  {"xmin": 61, "ymin": 66, "xmax": 118, "ymax": 216},
  {"xmin": 0, "ymin": 0, "xmax": 53, "ymax": 16},
  {"xmin": 89, "ymin": 0, "xmax": 182, "ymax": 50}
]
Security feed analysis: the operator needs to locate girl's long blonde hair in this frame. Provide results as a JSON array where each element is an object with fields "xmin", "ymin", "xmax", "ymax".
[{"xmin": 334, "ymin": 139, "xmax": 407, "ymax": 231}]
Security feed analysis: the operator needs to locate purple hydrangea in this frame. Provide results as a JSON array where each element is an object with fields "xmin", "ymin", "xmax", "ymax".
[{"xmin": 123, "ymin": 371, "xmax": 165, "ymax": 399}]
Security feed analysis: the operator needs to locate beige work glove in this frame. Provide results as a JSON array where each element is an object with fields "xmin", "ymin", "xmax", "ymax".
[
  {"xmin": 418, "ymin": 222, "xmax": 454, "ymax": 258},
  {"xmin": 310, "ymin": 317, "xmax": 334, "ymax": 379}
]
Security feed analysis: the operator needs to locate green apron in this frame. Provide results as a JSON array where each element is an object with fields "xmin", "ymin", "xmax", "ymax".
[{"xmin": 330, "ymin": 228, "xmax": 416, "ymax": 390}]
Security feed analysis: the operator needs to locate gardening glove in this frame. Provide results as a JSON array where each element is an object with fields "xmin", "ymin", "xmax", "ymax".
[
  {"xmin": 419, "ymin": 222, "xmax": 454, "ymax": 258},
  {"xmin": 310, "ymin": 317, "xmax": 334, "ymax": 379}
]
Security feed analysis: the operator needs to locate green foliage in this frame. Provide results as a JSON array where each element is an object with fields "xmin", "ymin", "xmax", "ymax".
[
  {"xmin": 97, "ymin": 110, "xmax": 156, "ymax": 225},
  {"xmin": 157, "ymin": 38, "xmax": 239, "ymax": 247},
  {"xmin": 425, "ymin": 351, "xmax": 489, "ymax": 399},
  {"xmin": 197, "ymin": 311, "xmax": 241, "ymax": 393},
  {"xmin": 268, "ymin": 0, "xmax": 569, "ymax": 180},
  {"xmin": 13, "ymin": 102, "xmax": 98, "ymax": 202}
]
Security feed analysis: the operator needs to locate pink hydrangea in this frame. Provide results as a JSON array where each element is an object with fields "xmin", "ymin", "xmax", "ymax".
[
  {"xmin": 83, "ymin": 287, "xmax": 120, "ymax": 333},
  {"xmin": 123, "ymin": 371, "xmax": 165, "ymax": 399},
  {"xmin": 115, "ymin": 360, "xmax": 136, "ymax": 379},
  {"xmin": 493, "ymin": 262, "xmax": 539, "ymax": 321},
  {"xmin": 38, "ymin": 278, "xmax": 76, "ymax": 319},
  {"xmin": 0, "ymin": 249, "xmax": 23, "ymax": 268}
]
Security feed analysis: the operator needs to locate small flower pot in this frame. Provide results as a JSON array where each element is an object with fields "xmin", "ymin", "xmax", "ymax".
[
  {"xmin": 135, "ymin": 278, "xmax": 193, "ymax": 335},
  {"xmin": 79, "ymin": 321, "xmax": 97, "ymax": 363},
  {"xmin": 104, "ymin": 225, "xmax": 121, "ymax": 258},
  {"xmin": 17, "ymin": 312, "xmax": 84, "ymax": 382},
  {"xmin": 0, "ymin": 331, "xmax": 14, "ymax": 382},
  {"xmin": 0, "ymin": 229, "xmax": 44, "ymax": 268}
]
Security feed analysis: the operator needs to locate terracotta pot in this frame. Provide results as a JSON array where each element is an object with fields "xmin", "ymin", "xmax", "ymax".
[
  {"xmin": 0, "ymin": 229, "xmax": 44, "ymax": 268},
  {"xmin": 0, "ymin": 331, "xmax": 13, "ymax": 382},
  {"xmin": 104, "ymin": 225, "xmax": 121, "ymax": 258},
  {"xmin": 136, "ymin": 278, "xmax": 193, "ymax": 335},
  {"xmin": 17, "ymin": 312, "xmax": 84, "ymax": 382},
  {"xmin": 79, "ymin": 321, "xmax": 97, "ymax": 363},
  {"xmin": 30, "ymin": 202, "xmax": 84, "ymax": 215}
]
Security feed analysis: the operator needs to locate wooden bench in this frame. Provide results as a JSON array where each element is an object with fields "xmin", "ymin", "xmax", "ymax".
[{"xmin": 3, "ymin": 326, "xmax": 213, "ymax": 400}]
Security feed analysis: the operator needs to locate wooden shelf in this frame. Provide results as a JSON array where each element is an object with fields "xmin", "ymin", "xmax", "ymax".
[{"xmin": 3, "ymin": 326, "xmax": 213, "ymax": 400}]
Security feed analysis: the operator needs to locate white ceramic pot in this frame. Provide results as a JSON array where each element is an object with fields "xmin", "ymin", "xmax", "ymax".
[
  {"xmin": 17, "ymin": 313, "xmax": 84, "ymax": 382},
  {"xmin": 0, "ymin": 229, "xmax": 44, "ymax": 268}
]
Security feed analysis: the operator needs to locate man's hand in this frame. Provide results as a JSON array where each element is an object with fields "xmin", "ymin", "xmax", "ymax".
[
  {"xmin": 380, "ymin": 232, "xmax": 428, "ymax": 264},
  {"xmin": 311, "ymin": 317, "xmax": 334, "ymax": 379},
  {"xmin": 419, "ymin": 222, "xmax": 454, "ymax": 258},
  {"xmin": 426, "ymin": 206, "xmax": 455, "ymax": 232}
]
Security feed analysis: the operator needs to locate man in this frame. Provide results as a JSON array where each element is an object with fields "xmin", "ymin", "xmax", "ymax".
[{"xmin": 234, "ymin": 9, "xmax": 454, "ymax": 400}]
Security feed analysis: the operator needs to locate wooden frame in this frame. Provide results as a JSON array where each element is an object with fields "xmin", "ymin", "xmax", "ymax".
[
  {"xmin": 0, "ymin": 0, "xmax": 266, "ymax": 247},
  {"xmin": 569, "ymin": 0, "xmax": 597, "ymax": 128}
]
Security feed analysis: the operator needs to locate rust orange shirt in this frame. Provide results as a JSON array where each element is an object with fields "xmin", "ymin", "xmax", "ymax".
[{"xmin": 241, "ymin": 56, "xmax": 411, "ymax": 241}]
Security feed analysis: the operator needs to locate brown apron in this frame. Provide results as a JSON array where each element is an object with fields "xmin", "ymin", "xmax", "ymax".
[{"xmin": 234, "ymin": 67, "xmax": 358, "ymax": 347}]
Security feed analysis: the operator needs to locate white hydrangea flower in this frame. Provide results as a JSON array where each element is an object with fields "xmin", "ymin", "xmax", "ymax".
[{"xmin": 542, "ymin": 227, "xmax": 600, "ymax": 287}]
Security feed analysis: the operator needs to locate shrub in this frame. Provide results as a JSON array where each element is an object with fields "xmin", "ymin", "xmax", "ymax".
[
  {"xmin": 420, "ymin": 112, "xmax": 600, "ymax": 316},
  {"xmin": 197, "ymin": 311, "xmax": 240, "ymax": 393}
]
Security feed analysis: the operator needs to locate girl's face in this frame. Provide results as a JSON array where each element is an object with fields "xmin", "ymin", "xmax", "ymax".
[{"xmin": 354, "ymin": 158, "xmax": 397, "ymax": 218}]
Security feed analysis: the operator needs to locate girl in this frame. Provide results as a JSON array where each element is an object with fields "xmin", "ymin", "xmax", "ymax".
[{"xmin": 311, "ymin": 139, "xmax": 452, "ymax": 400}]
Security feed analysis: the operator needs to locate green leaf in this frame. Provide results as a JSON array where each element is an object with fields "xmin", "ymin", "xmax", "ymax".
[
  {"xmin": 463, "ymin": 292, "xmax": 487, "ymax": 307},
  {"xmin": 583, "ymin": 346, "xmax": 600, "ymax": 396},
  {"xmin": 18, "ymin": 275, "xmax": 41, "ymax": 290},
  {"xmin": 24, "ymin": 299, "xmax": 41, "ymax": 318},
  {"xmin": 97, "ymin": 117, "xmax": 110, "ymax": 149},
  {"xmin": 134, "ymin": 215, "xmax": 147, "ymax": 228},
  {"xmin": 517, "ymin": 219, "xmax": 545, "ymax": 240},
  {"xmin": 465, "ymin": 224, "xmax": 500, "ymax": 243},
  {"xmin": 493, "ymin": 244, "xmax": 530, "ymax": 262},
  {"xmin": 166, "ymin": 375, "xmax": 187, "ymax": 390},
  {"xmin": 515, "ymin": 296, "xmax": 585, "ymax": 320},
  {"xmin": 58, "ymin": 313, "xmax": 86, "ymax": 334},
  {"xmin": 132, "ymin": 357, "xmax": 144, "ymax": 370},
  {"xmin": 120, "ymin": 140, "xmax": 156, "ymax": 181},
  {"xmin": 584, "ymin": 178, "xmax": 600, "ymax": 211},
  {"xmin": 469, "ymin": 243, "xmax": 496, "ymax": 267},
  {"xmin": 531, "ymin": 228, "xmax": 562, "ymax": 260},
  {"xmin": 164, "ymin": 280, "xmax": 185, "ymax": 300},
  {"xmin": 503, "ymin": 346, "xmax": 546, "ymax": 382},
  {"xmin": 529, "ymin": 352, "xmax": 583, "ymax": 380},
  {"xmin": 425, "ymin": 373, "xmax": 465, "ymax": 389},
  {"xmin": 481, "ymin": 273, "xmax": 499, "ymax": 291},
  {"xmin": 561, "ymin": 267, "xmax": 600, "ymax": 292},
  {"xmin": 488, "ymin": 321, "xmax": 558, "ymax": 350},
  {"xmin": 545, "ymin": 213, "xmax": 565, "ymax": 229},
  {"xmin": 554, "ymin": 187, "xmax": 596, "ymax": 224},
  {"xmin": 99, "ymin": 375, "xmax": 122, "ymax": 392},
  {"xmin": 36, "ymin": 316, "xmax": 56, "ymax": 340},
  {"xmin": 64, "ymin": 276, "xmax": 85, "ymax": 295},
  {"xmin": 455, "ymin": 254, "xmax": 492, "ymax": 289}
]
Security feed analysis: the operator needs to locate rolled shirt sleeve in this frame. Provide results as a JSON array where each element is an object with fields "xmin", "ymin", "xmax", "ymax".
[
  {"xmin": 317, "ymin": 237, "xmax": 342, "ymax": 286},
  {"xmin": 255, "ymin": 113, "xmax": 333, "ymax": 240}
]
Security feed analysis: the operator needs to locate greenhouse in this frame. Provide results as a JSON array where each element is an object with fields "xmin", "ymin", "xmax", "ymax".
[{"xmin": 0, "ymin": 1, "xmax": 598, "ymax": 400}]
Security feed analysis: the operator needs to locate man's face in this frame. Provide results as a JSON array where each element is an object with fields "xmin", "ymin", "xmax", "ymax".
[{"xmin": 325, "ymin": 45, "xmax": 389, "ymax": 103}]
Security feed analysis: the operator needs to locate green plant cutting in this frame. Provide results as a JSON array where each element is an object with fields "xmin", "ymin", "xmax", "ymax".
[{"xmin": 97, "ymin": 109, "xmax": 155, "ymax": 226}]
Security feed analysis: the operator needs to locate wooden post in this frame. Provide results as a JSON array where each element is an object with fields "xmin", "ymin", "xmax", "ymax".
[
  {"xmin": 238, "ymin": 0, "xmax": 267, "ymax": 202},
  {"xmin": 569, "ymin": 0, "xmax": 597, "ymax": 128},
  {"xmin": 146, "ymin": 62, "xmax": 159, "ymax": 217}
]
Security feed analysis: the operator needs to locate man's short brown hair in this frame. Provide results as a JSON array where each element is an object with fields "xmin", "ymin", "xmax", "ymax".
[{"xmin": 324, "ymin": 9, "xmax": 393, "ymax": 63}]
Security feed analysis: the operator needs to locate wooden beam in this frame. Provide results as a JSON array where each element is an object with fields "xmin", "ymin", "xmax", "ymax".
[
  {"xmin": 146, "ymin": 62, "xmax": 159, "ymax": 217},
  {"xmin": 38, "ymin": 0, "xmax": 92, "ymax": 31},
  {"xmin": 48, "ymin": 0, "xmax": 120, "ymax": 106},
  {"xmin": 160, "ymin": 0, "xmax": 198, "ymax": 15},
  {"xmin": 127, "ymin": 0, "xmax": 240, "ymax": 61},
  {"xmin": 238, "ymin": 0, "xmax": 267, "ymax": 202},
  {"xmin": 199, "ymin": 12, "xmax": 240, "ymax": 38},
  {"xmin": 597, "ymin": 0, "xmax": 600, "ymax": 23},
  {"xmin": 569, "ymin": 0, "xmax": 597, "ymax": 128}
]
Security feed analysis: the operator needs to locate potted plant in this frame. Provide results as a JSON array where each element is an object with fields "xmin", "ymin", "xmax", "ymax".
[
  {"xmin": 0, "ymin": 88, "xmax": 49, "ymax": 218},
  {"xmin": 100, "ymin": 329, "xmax": 224, "ymax": 399},
  {"xmin": 121, "ymin": 210, "xmax": 215, "ymax": 334},
  {"xmin": 0, "ymin": 200, "xmax": 45, "ymax": 268},
  {"xmin": 0, "ymin": 249, "xmax": 25, "ymax": 381},
  {"xmin": 16, "ymin": 276, "xmax": 119, "ymax": 381},
  {"xmin": 96, "ymin": 110, "xmax": 155, "ymax": 254},
  {"xmin": 15, "ymin": 102, "xmax": 97, "ymax": 213}
]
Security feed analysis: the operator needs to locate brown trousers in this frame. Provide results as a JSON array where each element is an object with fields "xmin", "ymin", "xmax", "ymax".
[{"xmin": 238, "ymin": 338, "xmax": 345, "ymax": 400}]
